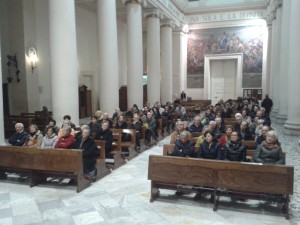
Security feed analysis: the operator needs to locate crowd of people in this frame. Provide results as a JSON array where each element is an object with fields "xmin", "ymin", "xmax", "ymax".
[{"xmin": 8, "ymin": 95, "xmax": 279, "ymax": 184}]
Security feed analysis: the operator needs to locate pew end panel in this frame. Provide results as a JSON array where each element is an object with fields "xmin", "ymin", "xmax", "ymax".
[
  {"xmin": 29, "ymin": 148, "xmax": 91, "ymax": 193},
  {"xmin": 94, "ymin": 140, "xmax": 111, "ymax": 180}
]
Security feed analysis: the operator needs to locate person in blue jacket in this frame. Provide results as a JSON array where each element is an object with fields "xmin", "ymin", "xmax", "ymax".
[{"xmin": 197, "ymin": 130, "xmax": 221, "ymax": 160}]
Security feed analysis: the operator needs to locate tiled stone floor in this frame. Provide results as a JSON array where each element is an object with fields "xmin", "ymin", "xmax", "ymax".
[{"xmin": 0, "ymin": 122, "xmax": 300, "ymax": 225}]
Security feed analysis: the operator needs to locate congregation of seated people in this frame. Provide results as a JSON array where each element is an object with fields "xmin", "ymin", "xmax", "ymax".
[{"xmin": 7, "ymin": 96, "xmax": 282, "ymax": 186}]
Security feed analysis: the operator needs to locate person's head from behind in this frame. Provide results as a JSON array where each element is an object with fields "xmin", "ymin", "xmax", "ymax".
[
  {"xmin": 101, "ymin": 121, "xmax": 109, "ymax": 131},
  {"xmin": 230, "ymin": 131, "xmax": 239, "ymax": 143},
  {"xmin": 62, "ymin": 125, "xmax": 71, "ymax": 137},
  {"xmin": 179, "ymin": 131, "xmax": 189, "ymax": 144},
  {"xmin": 15, "ymin": 123, "xmax": 24, "ymax": 133},
  {"xmin": 203, "ymin": 130, "xmax": 215, "ymax": 144},
  {"xmin": 266, "ymin": 130, "xmax": 278, "ymax": 144},
  {"xmin": 261, "ymin": 125, "xmax": 270, "ymax": 137}
]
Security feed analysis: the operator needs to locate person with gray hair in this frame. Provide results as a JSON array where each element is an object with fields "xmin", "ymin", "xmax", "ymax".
[
  {"xmin": 172, "ymin": 131, "xmax": 194, "ymax": 157},
  {"xmin": 253, "ymin": 130, "xmax": 284, "ymax": 164},
  {"xmin": 9, "ymin": 123, "xmax": 28, "ymax": 146},
  {"xmin": 72, "ymin": 127, "xmax": 99, "ymax": 180},
  {"xmin": 55, "ymin": 125, "xmax": 74, "ymax": 149}
]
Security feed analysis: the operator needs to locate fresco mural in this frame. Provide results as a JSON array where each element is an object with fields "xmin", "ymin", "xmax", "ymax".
[{"xmin": 187, "ymin": 26, "xmax": 264, "ymax": 88}]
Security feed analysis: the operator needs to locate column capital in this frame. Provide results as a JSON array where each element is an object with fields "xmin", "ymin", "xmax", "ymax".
[
  {"xmin": 144, "ymin": 9, "xmax": 163, "ymax": 20},
  {"xmin": 161, "ymin": 20, "xmax": 176, "ymax": 29},
  {"xmin": 266, "ymin": 11, "xmax": 276, "ymax": 25},
  {"xmin": 173, "ymin": 24, "xmax": 189, "ymax": 34},
  {"xmin": 123, "ymin": 0, "xmax": 145, "ymax": 5}
]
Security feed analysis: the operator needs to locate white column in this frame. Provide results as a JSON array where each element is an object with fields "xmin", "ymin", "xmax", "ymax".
[
  {"xmin": 284, "ymin": 0, "xmax": 300, "ymax": 135},
  {"xmin": 172, "ymin": 29, "xmax": 188, "ymax": 100},
  {"xmin": 0, "ymin": 33, "xmax": 5, "ymax": 145},
  {"xmin": 264, "ymin": 20, "xmax": 272, "ymax": 96},
  {"xmin": 49, "ymin": 0, "xmax": 79, "ymax": 126},
  {"xmin": 276, "ymin": 0, "xmax": 291, "ymax": 124},
  {"xmin": 161, "ymin": 21, "xmax": 173, "ymax": 104},
  {"xmin": 146, "ymin": 10, "xmax": 161, "ymax": 106},
  {"xmin": 97, "ymin": 0, "xmax": 119, "ymax": 115},
  {"xmin": 271, "ymin": 5, "xmax": 282, "ymax": 118},
  {"xmin": 126, "ymin": 0, "xmax": 143, "ymax": 108},
  {"xmin": 269, "ymin": 15, "xmax": 277, "ymax": 112}
]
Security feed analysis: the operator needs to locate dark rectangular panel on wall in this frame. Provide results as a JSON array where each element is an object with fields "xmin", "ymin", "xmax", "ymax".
[
  {"xmin": 79, "ymin": 86, "xmax": 92, "ymax": 118},
  {"xmin": 143, "ymin": 85, "xmax": 147, "ymax": 107},
  {"xmin": 119, "ymin": 86, "xmax": 127, "ymax": 111},
  {"xmin": 243, "ymin": 89, "xmax": 262, "ymax": 100}
]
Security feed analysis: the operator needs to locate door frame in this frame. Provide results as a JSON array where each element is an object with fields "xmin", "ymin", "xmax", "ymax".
[{"xmin": 204, "ymin": 53, "xmax": 243, "ymax": 100}]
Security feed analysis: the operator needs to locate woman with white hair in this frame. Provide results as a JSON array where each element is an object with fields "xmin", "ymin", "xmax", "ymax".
[{"xmin": 253, "ymin": 130, "xmax": 284, "ymax": 164}]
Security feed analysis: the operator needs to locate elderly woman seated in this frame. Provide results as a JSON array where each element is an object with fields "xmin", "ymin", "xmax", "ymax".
[
  {"xmin": 170, "ymin": 120, "xmax": 192, "ymax": 144},
  {"xmin": 253, "ymin": 130, "xmax": 284, "ymax": 164},
  {"xmin": 55, "ymin": 125, "xmax": 75, "ymax": 149},
  {"xmin": 73, "ymin": 127, "xmax": 99, "ymax": 180},
  {"xmin": 172, "ymin": 131, "xmax": 194, "ymax": 157},
  {"xmin": 224, "ymin": 131, "xmax": 247, "ymax": 162},
  {"xmin": 23, "ymin": 124, "xmax": 43, "ymax": 148},
  {"xmin": 41, "ymin": 126, "xmax": 58, "ymax": 148},
  {"xmin": 96, "ymin": 121, "xmax": 113, "ymax": 158}
]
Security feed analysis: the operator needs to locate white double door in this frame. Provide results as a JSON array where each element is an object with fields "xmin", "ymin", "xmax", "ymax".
[{"xmin": 210, "ymin": 59, "xmax": 236, "ymax": 105}]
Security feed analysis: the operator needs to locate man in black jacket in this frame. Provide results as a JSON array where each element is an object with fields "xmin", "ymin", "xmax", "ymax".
[
  {"xmin": 261, "ymin": 94, "xmax": 273, "ymax": 116},
  {"xmin": 9, "ymin": 123, "xmax": 28, "ymax": 146}
]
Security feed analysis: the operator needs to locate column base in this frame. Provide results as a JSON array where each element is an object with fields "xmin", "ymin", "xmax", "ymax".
[
  {"xmin": 275, "ymin": 113, "xmax": 287, "ymax": 125},
  {"xmin": 284, "ymin": 121, "xmax": 300, "ymax": 136},
  {"xmin": 270, "ymin": 109, "xmax": 278, "ymax": 122}
]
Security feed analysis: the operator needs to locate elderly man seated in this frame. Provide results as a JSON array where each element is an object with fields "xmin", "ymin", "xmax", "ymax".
[
  {"xmin": 172, "ymin": 131, "xmax": 194, "ymax": 157},
  {"xmin": 9, "ymin": 123, "xmax": 28, "ymax": 146},
  {"xmin": 170, "ymin": 120, "xmax": 192, "ymax": 144},
  {"xmin": 189, "ymin": 116, "xmax": 203, "ymax": 136}
]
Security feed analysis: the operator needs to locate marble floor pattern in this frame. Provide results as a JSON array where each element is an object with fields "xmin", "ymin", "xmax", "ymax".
[{"xmin": 1, "ymin": 123, "xmax": 300, "ymax": 225}]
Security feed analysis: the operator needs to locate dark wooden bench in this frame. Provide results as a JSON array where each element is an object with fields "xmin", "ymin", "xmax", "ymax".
[
  {"xmin": 148, "ymin": 155, "xmax": 294, "ymax": 219},
  {"xmin": 0, "ymin": 146, "xmax": 91, "ymax": 192},
  {"xmin": 94, "ymin": 140, "xmax": 111, "ymax": 180},
  {"xmin": 109, "ymin": 133, "xmax": 126, "ymax": 169},
  {"xmin": 111, "ymin": 128, "xmax": 138, "ymax": 160},
  {"xmin": 224, "ymin": 118, "xmax": 236, "ymax": 126}
]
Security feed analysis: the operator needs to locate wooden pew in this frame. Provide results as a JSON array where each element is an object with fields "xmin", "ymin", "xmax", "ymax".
[
  {"xmin": 224, "ymin": 118, "xmax": 236, "ymax": 126},
  {"xmin": 94, "ymin": 140, "xmax": 111, "ymax": 180},
  {"xmin": 148, "ymin": 155, "xmax": 294, "ymax": 219},
  {"xmin": 109, "ymin": 133, "xmax": 126, "ymax": 169},
  {"xmin": 0, "ymin": 146, "xmax": 91, "ymax": 192},
  {"xmin": 111, "ymin": 128, "xmax": 138, "ymax": 160}
]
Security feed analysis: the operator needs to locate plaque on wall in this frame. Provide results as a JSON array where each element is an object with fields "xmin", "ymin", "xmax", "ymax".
[
  {"xmin": 242, "ymin": 73, "xmax": 262, "ymax": 88},
  {"xmin": 187, "ymin": 74, "xmax": 204, "ymax": 88}
]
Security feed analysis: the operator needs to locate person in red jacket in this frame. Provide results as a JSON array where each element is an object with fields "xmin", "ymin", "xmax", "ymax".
[{"xmin": 55, "ymin": 125, "xmax": 74, "ymax": 149}]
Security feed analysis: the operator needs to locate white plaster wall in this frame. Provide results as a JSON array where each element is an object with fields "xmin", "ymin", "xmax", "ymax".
[
  {"xmin": 23, "ymin": 0, "xmax": 40, "ymax": 112},
  {"xmin": 75, "ymin": 6, "xmax": 99, "ymax": 112},
  {"xmin": 7, "ymin": 0, "xmax": 28, "ymax": 114},
  {"xmin": 0, "ymin": 0, "xmax": 10, "ymax": 84}
]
